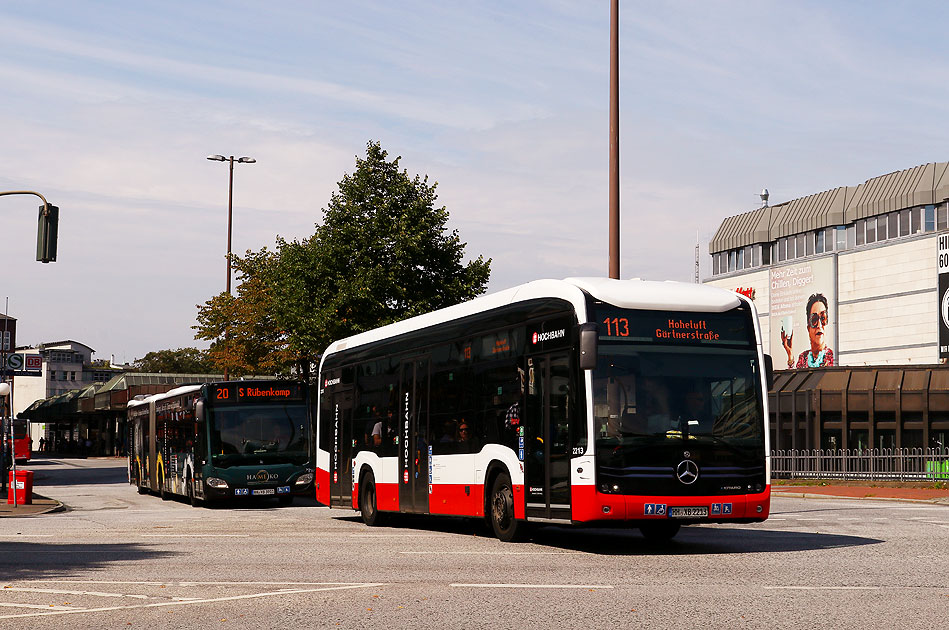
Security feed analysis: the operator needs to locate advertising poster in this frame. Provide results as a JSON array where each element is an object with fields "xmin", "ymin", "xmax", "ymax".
[
  {"xmin": 769, "ymin": 258, "xmax": 836, "ymax": 369},
  {"xmin": 938, "ymin": 234, "xmax": 949, "ymax": 359}
]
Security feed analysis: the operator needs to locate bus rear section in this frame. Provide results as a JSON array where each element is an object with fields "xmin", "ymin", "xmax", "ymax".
[
  {"xmin": 129, "ymin": 380, "xmax": 313, "ymax": 506},
  {"xmin": 315, "ymin": 278, "xmax": 771, "ymax": 541}
]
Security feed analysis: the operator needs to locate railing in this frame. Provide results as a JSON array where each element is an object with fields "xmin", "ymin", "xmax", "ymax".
[{"xmin": 771, "ymin": 448, "xmax": 949, "ymax": 481}]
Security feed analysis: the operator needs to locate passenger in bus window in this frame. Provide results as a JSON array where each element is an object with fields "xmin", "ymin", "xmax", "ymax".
[
  {"xmin": 457, "ymin": 420, "xmax": 473, "ymax": 453},
  {"xmin": 439, "ymin": 419, "xmax": 458, "ymax": 444},
  {"xmin": 643, "ymin": 381, "xmax": 673, "ymax": 434},
  {"xmin": 680, "ymin": 385, "xmax": 712, "ymax": 434}
]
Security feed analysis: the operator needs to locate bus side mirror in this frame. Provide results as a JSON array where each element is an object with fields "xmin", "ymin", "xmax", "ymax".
[
  {"xmin": 579, "ymin": 323, "xmax": 598, "ymax": 371},
  {"xmin": 763, "ymin": 354, "xmax": 774, "ymax": 390},
  {"xmin": 195, "ymin": 400, "xmax": 205, "ymax": 423}
]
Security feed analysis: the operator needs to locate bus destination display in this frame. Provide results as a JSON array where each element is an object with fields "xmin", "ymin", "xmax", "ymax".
[
  {"xmin": 210, "ymin": 383, "xmax": 304, "ymax": 403},
  {"xmin": 596, "ymin": 307, "xmax": 754, "ymax": 347}
]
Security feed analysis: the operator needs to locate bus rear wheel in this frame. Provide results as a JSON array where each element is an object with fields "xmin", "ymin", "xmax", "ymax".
[
  {"xmin": 639, "ymin": 521, "xmax": 681, "ymax": 541},
  {"xmin": 359, "ymin": 473, "xmax": 385, "ymax": 526},
  {"xmin": 489, "ymin": 472, "xmax": 526, "ymax": 542}
]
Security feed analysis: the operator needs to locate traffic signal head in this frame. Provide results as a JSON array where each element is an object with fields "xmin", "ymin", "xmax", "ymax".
[{"xmin": 36, "ymin": 204, "xmax": 58, "ymax": 263}]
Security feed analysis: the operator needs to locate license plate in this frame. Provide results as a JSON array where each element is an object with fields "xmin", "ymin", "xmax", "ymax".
[
  {"xmin": 252, "ymin": 488, "xmax": 275, "ymax": 496},
  {"xmin": 668, "ymin": 506, "xmax": 708, "ymax": 519}
]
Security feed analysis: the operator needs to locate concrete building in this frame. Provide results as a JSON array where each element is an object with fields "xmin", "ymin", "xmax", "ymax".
[
  {"xmin": 12, "ymin": 340, "xmax": 127, "ymax": 450},
  {"xmin": 706, "ymin": 162, "xmax": 949, "ymax": 452},
  {"xmin": 706, "ymin": 162, "xmax": 949, "ymax": 367}
]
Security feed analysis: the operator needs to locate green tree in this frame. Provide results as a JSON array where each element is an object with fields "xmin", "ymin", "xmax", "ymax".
[
  {"xmin": 194, "ymin": 248, "xmax": 295, "ymax": 377},
  {"xmin": 194, "ymin": 140, "xmax": 491, "ymax": 378},
  {"xmin": 132, "ymin": 347, "xmax": 214, "ymax": 374}
]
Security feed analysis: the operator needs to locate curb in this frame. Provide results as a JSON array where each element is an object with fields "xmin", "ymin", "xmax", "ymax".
[
  {"xmin": 0, "ymin": 494, "xmax": 65, "ymax": 518},
  {"xmin": 772, "ymin": 490, "xmax": 949, "ymax": 505}
]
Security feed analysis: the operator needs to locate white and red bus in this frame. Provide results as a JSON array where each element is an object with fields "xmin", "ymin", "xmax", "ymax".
[{"xmin": 315, "ymin": 278, "xmax": 773, "ymax": 541}]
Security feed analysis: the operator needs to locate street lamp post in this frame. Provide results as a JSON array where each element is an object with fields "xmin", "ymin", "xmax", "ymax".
[{"xmin": 207, "ymin": 155, "xmax": 255, "ymax": 381}]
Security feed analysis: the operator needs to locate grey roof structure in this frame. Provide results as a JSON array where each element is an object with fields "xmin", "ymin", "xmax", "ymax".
[{"xmin": 710, "ymin": 162, "xmax": 949, "ymax": 254}]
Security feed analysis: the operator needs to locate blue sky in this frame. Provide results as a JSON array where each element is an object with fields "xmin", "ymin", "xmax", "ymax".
[{"xmin": 2, "ymin": 1, "xmax": 949, "ymax": 363}]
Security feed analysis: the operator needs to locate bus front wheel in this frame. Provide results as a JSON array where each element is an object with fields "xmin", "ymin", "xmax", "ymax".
[
  {"xmin": 359, "ymin": 472, "xmax": 385, "ymax": 526},
  {"xmin": 489, "ymin": 472, "xmax": 526, "ymax": 542},
  {"xmin": 187, "ymin": 479, "xmax": 201, "ymax": 507}
]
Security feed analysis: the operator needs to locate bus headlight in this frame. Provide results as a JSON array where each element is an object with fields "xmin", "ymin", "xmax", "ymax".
[
  {"xmin": 295, "ymin": 473, "xmax": 314, "ymax": 485},
  {"xmin": 206, "ymin": 477, "xmax": 229, "ymax": 489}
]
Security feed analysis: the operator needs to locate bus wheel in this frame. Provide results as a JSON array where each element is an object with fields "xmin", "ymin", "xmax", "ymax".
[
  {"xmin": 489, "ymin": 472, "xmax": 526, "ymax": 542},
  {"xmin": 639, "ymin": 522, "xmax": 681, "ymax": 541},
  {"xmin": 359, "ymin": 473, "xmax": 384, "ymax": 526},
  {"xmin": 136, "ymin": 466, "xmax": 148, "ymax": 494},
  {"xmin": 187, "ymin": 479, "xmax": 200, "ymax": 507}
]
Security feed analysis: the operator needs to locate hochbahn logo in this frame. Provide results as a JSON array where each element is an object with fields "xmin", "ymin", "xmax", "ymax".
[
  {"xmin": 532, "ymin": 329, "xmax": 566, "ymax": 344},
  {"xmin": 324, "ymin": 377, "xmax": 341, "ymax": 388}
]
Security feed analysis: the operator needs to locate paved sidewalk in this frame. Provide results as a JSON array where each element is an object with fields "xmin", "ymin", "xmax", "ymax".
[
  {"xmin": 0, "ymin": 494, "xmax": 63, "ymax": 517},
  {"xmin": 772, "ymin": 483, "xmax": 949, "ymax": 504}
]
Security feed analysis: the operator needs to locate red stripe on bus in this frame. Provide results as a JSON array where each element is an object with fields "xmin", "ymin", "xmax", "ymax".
[
  {"xmin": 428, "ymin": 483, "xmax": 484, "ymax": 516},
  {"xmin": 571, "ymin": 484, "xmax": 771, "ymax": 522},
  {"xmin": 315, "ymin": 467, "xmax": 330, "ymax": 506}
]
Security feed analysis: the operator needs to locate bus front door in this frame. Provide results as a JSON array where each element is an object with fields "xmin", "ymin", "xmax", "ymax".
[
  {"xmin": 525, "ymin": 353, "xmax": 573, "ymax": 521},
  {"xmin": 327, "ymin": 387, "xmax": 355, "ymax": 509},
  {"xmin": 398, "ymin": 357, "xmax": 430, "ymax": 514}
]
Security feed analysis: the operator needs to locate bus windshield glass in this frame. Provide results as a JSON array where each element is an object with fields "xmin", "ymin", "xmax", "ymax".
[
  {"xmin": 591, "ymin": 305, "xmax": 764, "ymax": 454},
  {"xmin": 209, "ymin": 404, "xmax": 308, "ymax": 466}
]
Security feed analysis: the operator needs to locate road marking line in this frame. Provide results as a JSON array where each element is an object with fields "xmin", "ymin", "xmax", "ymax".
[
  {"xmin": 0, "ymin": 603, "xmax": 87, "ymax": 611},
  {"xmin": 15, "ymin": 580, "xmax": 374, "ymax": 587},
  {"xmin": 144, "ymin": 534, "xmax": 250, "ymax": 538},
  {"xmin": 451, "ymin": 583, "xmax": 612, "ymax": 589},
  {"xmin": 763, "ymin": 586, "xmax": 879, "ymax": 591},
  {"xmin": 1, "ymin": 587, "xmax": 147, "ymax": 599},
  {"xmin": 0, "ymin": 583, "xmax": 385, "ymax": 620}
]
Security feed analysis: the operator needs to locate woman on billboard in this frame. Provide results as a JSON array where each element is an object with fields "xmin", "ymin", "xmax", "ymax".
[{"xmin": 781, "ymin": 293, "xmax": 834, "ymax": 368}]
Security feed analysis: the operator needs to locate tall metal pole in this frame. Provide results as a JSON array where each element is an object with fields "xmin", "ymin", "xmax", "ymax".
[
  {"xmin": 224, "ymin": 157, "xmax": 235, "ymax": 381},
  {"xmin": 609, "ymin": 0, "xmax": 620, "ymax": 279},
  {"xmin": 226, "ymin": 156, "xmax": 235, "ymax": 296}
]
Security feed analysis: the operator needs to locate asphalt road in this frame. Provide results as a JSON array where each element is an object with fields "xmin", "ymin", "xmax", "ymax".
[{"xmin": 1, "ymin": 457, "xmax": 946, "ymax": 629}]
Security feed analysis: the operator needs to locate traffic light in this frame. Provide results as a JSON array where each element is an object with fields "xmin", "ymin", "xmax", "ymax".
[{"xmin": 36, "ymin": 204, "xmax": 58, "ymax": 263}]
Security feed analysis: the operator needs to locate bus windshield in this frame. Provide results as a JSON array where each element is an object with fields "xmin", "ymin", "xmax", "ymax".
[
  {"xmin": 592, "ymin": 344, "xmax": 764, "ymax": 450},
  {"xmin": 209, "ymin": 404, "xmax": 308, "ymax": 466}
]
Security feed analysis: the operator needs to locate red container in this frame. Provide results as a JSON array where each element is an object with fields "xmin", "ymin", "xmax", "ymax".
[{"xmin": 7, "ymin": 470, "xmax": 33, "ymax": 505}]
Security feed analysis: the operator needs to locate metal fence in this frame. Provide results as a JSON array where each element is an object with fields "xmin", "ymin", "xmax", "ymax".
[{"xmin": 771, "ymin": 448, "xmax": 949, "ymax": 481}]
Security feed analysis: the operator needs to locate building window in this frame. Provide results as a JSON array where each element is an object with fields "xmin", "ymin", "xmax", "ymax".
[
  {"xmin": 925, "ymin": 204, "xmax": 936, "ymax": 232},
  {"xmin": 762, "ymin": 243, "xmax": 772, "ymax": 265},
  {"xmin": 795, "ymin": 234, "xmax": 805, "ymax": 259},
  {"xmin": 815, "ymin": 229, "xmax": 825, "ymax": 254},
  {"xmin": 49, "ymin": 371, "xmax": 56, "ymax": 380},
  {"xmin": 856, "ymin": 219, "xmax": 866, "ymax": 246},
  {"xmin": 752, "ymin": 244, "xmax": 761, "ymax": 267},
  {"xmin": 938, "ymin": 203, "xmax": 949, "ymax": 231},
  {"xmin": 835, "ymin": 226, "xmax": 846, "ymax": 250},
  {"xmin": 866, "ymin": 217, "xmax": 876, "ymax": 244},
  {"xmin": 899, "ymin": 209, "xmax": 910, "ymax": 236},
  {"xmin": 911, "ymin": 207, "xmax": 922, "ymax": 234},
  {"xmin": 712, "ymin": 253, "xmax": 720, "ymax": 275}
]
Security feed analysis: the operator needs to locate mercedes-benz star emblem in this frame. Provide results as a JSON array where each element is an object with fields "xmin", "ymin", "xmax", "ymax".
[{"xmin": 676, "ymin": 459, "xmax": 699, "ymax": 485}]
